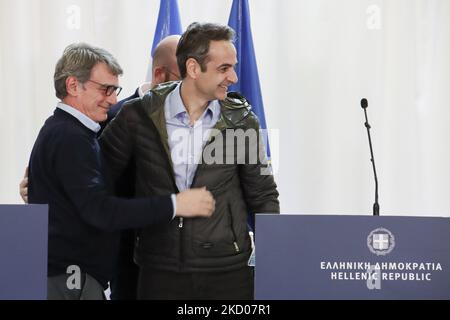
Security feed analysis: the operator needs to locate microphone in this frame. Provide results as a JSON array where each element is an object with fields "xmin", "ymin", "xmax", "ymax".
[
  {"xmin": 361, "ymin": 98, "xmax": 368, "ymax": 109},
  {"xmin": 360, "ymin": 98, "xmax": 380, "ymax": 216}
]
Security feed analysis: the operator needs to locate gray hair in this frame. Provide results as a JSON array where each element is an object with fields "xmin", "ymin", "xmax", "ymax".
[{"xmin": 54, "ymin": 43, "xmax": 123, "ymax": 99}]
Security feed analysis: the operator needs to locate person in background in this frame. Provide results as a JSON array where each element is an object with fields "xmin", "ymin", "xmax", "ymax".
[{"xmin": 101, "ymin": 35, "xmax": 181, "ymax": 131}]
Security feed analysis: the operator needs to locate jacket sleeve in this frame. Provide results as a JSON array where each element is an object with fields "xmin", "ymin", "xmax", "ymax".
[
  {"xmin": 238, "ymin": 112, "xmax": 280, "ymax": 216},
  {"xmin": 55, "ymin": 123, "xmax": 173, "ymax": 232},
  {"xmin": 98, "ymin": 100, "xmax": 136, "ymax": 182}
]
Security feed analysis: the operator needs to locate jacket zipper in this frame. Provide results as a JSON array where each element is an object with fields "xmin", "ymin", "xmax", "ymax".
[
  {"xmin": 178, "ymin": 217, "xmax": 184, "ymax": 272},
  {"xmin": 227, "ymin": 204, "xmax": 240, "ymax": 253},
  {"xmin": 177, "ymin": 195, "xmax": 183, "ymax": 270}
]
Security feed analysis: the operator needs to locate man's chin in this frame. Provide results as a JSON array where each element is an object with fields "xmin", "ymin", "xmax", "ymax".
[
  {"xmin": 95, "ymin": 113, "xmax": 108, "ymax": 123},
  {"xmin": 216, "ymin": 90, "xmax": 228, "ymax": 101}
]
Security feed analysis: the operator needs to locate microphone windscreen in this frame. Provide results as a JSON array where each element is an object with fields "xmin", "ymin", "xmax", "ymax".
[{"xmin": 361, "ymin": 98, "xmax": 368, "ymax": 109}]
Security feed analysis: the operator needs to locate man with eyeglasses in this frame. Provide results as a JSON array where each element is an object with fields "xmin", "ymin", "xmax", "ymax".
[
  {"xmin": 19, "ymin": 36, "xmax": 182, "ymax": 300},
  {"xmin": 27, "ymin": 43, "xmax": 215, "ymax": 300},
  {"xmin": 19, "ymin": 36, "xmax": 181, "ymax": 202}
]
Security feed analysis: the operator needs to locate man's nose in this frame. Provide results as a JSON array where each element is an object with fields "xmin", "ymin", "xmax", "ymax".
[
  {"xmin": 106, "ymin": 92, "xmax": 118, "ymax": 105},
  {"xmin": 228, "ymin": 69, "xmax": 238, "ymax": 84}
]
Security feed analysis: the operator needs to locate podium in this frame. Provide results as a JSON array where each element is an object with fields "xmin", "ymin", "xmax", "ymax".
[
  {"xmin": 255, "ymin": 214, "xmax": 450, "ymax": 300},
  {"xmin": 0, "ymin": 205, "xmax": 48, "ymax": 300}
]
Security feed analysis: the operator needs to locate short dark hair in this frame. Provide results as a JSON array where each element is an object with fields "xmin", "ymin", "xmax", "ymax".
[
  {"xmin": 176, "ymin": 22, "xmax": 235, "ymax": 79},
  {"xmin": 54, "ymin": 43, "xmax": 123, "ymax": 99}
]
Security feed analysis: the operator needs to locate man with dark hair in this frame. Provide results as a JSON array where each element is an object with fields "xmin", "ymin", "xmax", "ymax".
[
  {"xmin": 27, "ymin": 42, "xmax": 214, "ymax": 300},
  {"xmin": 100, "ymin": 22, "xmax": 280, "ymax": 300}
]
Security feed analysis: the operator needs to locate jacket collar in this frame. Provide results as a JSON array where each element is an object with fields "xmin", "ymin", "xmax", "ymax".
[
  {"xmin": 165, "ymin": 82, "xmax": 220, "ymax": 123},
  {"xmin": 143, "ymin": 81, "xmax": 252, "ymax": 130},
  {"xmin": 142, "ymin": 81, "xmax": 253, "ymax": 165}
]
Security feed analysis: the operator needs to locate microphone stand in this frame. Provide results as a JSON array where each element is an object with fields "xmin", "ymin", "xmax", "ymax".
[{"xmin": 362, "ymin": 99, "xmax": 380, "ymax": 216}]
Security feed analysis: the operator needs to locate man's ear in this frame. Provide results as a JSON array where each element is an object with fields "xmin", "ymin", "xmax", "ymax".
[
  {"xmin": 153, "ymin": 66, "xmax": 166, "ymax": 84},
  {"xmin": 185, "ymin": 58, "xmax": 200, "ymax": 80},
  {"xmin": 66, "ymin": 76, "xmax": 79, "ymax": 96}
]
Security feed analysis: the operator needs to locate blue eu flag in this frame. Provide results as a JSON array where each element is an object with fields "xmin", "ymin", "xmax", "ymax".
[
  {"xmin": 146, "ymin": 0, "xmax": 183, "ymax": 80},
  {"xmin": 229, "ymin": 0, "xmax": 271, "ymax": 234},
  {"xmin": 228, "ymin": 0, "xmax": 270, "ymax": 158}
]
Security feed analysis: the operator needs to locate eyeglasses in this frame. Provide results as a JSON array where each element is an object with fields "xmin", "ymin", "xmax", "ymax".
[
  {"xmin": 86, "ymin": 79, "xmax": 122, "ymax": 96},
  {"xmin": 163, "ymin": 66, "xmax": 181, "ymax": 81}
]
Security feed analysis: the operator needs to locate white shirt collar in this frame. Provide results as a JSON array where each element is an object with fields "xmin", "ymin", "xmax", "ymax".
[
  {"xmin": 56, "ymin": 102, "xmax": 101, "ymax": 133},
  {"xmin": 165, "ymin": 82, "xmax": 221, "ymax": 121}
]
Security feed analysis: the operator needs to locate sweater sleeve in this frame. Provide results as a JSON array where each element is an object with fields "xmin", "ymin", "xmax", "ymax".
[{"xmin": 55, "ymin": 131, "xmax": 173, "ymax": 232}]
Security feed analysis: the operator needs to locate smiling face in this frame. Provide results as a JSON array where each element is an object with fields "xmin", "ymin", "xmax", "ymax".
[
  {"xmin": 78, "ymin": 62, "xmax": 119, "ymax": 122},
  {"xmin": 194, "ymin": 40, "xmax": 238, "ymax": 101},
  {"xmin": 65, "ymin": 62, "xmax": 119, "ymax": 122}
]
